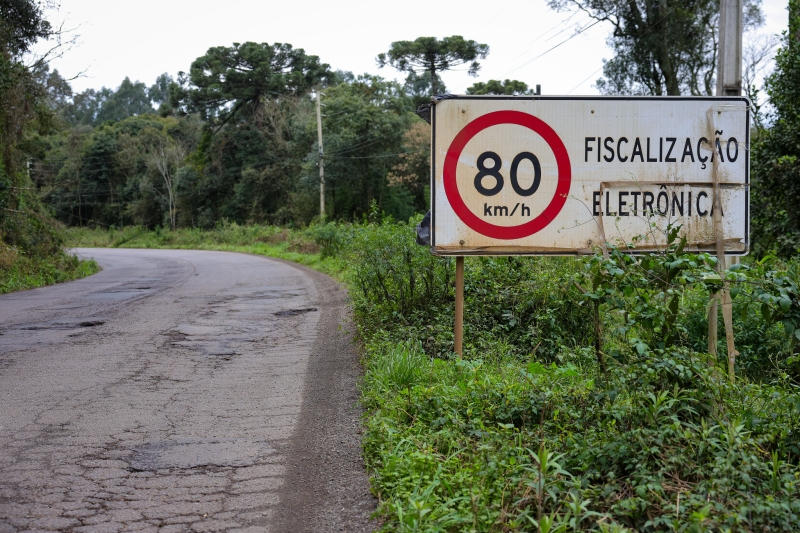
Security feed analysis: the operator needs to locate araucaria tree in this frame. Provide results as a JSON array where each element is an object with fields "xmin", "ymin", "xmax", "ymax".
[
  {"xmin": 376, "ymin": 36, "xmax": 489, "ymax": 96},
  {"xmin": 466, "ymin": 79, "xmax": 534, "ymax": 95},
  {"xmin": 175, "ymin": 42, "xmax": 330, "ymax": 128},
  {"xmin": 547, "ymin": 0, "xmax": 762, "ymax": 95}
]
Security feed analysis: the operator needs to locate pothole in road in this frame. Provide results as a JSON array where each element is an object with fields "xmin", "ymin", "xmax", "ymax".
[
  {"xmin": 247, "ymin": 288, "xmax": 305, "ymax": 300},
  {"xmin": 273, "ymin": 308, "xmax": 318, "ymax": 317},
  {"xmin": 85, "ymin": 283, "xmax": 156, "ymax": 301},
  {"xmin": 174, "ymin": 324, "xmax": 224, "ymax": 336},
  {"xmin": 168, "ymin": 325, "xmax": 241, "ymax": 358},
  {"xmin": 17, "ymin": 320, "xmax": 105, "ymax": 330},
  {"xmin": 87, "ymin": 289, "xmax": 150, "ymax": 300},
  {"xmin": 128, "ymin": 439, "xmax": 275, "ymax": 470}
]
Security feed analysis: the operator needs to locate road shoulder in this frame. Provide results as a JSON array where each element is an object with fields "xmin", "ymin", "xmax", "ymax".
[{"xmin": 271, "ymin": 259, "xmax": 377, "ymax": 532}]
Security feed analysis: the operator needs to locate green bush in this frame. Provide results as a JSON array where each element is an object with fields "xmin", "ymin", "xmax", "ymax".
[
  {"xmin": 347, "ymin": 218, "xmax": 453, "ymax": 331},
  {"xmin": 369, "ymin": 340, "xmax": 428, "ymax": 393},
  {"xmin": 307, "ymin": 221, "xmax": 347, "ymax": 258},
  {"xmin": 355, "ymin": 223, "xmax": 800, "ymax": 532},
  {"xmin": 0, "ymin": 247, "xmax": 99, "ymax": 294},
  {"xmin": 364, "ymin": 343, "xmax": 800, "ymax": 531}
]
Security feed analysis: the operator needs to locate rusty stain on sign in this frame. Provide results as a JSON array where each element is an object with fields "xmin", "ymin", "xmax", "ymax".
[{"xmin": 430, "ymin": 96, "xmax": 750, "ymax": 256}]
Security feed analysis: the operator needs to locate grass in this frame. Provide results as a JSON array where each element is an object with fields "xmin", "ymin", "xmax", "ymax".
[
  {"xmin": 66, "ymin": 223, "xmax": 345, "ymax": 280},
  {"xmin": 0, "ymin": 243, "xmax": 100, "ymax": 294}
]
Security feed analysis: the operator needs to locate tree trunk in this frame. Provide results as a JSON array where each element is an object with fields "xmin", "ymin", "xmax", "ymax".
[
  {"xmin": 656, "ymin": 0, "xmax": 680, "ymax": 95},
  {"xmin": 430, "ymin": 64, "xmax": 438, "ymax": 96}
]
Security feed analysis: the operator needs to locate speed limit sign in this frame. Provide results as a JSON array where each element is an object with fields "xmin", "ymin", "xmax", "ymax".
[{"xmin": 430, "ymin": 96, "xmax": 750, "ymax": 256}]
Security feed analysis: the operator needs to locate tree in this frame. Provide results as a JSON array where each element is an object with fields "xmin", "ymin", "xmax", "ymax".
[
  {"xmin": 179, "ymin": 42, "xmax": 330, "ymax": 129},
  {"xmin": 466, "ymin": 79, "xmax": 534, "ymax": 95},
  {"xmin": 751, "ymin": 0, "xmax": 800, "ymax": 257},
  {"xmin": 743, "ymin": 33, "xmax": 779, "ymax": 128},
  {"xmin": 33, "ymin": 65, "xmax": 72, "ymax": 110},
  {"xmin": 377, "ymin": 36, "xmax": 489, "ymax": 96},
  {"xmin": 95, "ymin": 77, "xmax": 154, "ymax": 123},
  {"xmin": 63, "ymin": 88, "xmax": 112, "ymax": 126},
  {"xmin": 64, "ymin": 77, "xmax": 157, "ymax": 126},
  {"xmin": 387, "ymin": 120, "xmax": 431, "ymax": 212},
  {"xmin": 144, "ymin": 131, "xmax": 184, "ymax": 231},
  {"xmin": 547, "ymin": 0, "xmax": 762, "ymax": 95},
  {"xmin": 148, "ymin": 73, "xmax": 173, "ymax": 109},
  {"xmin": 219, "ymin": 95, "xmax": 314, "ymax": 225},
  {"xmin": 0, "ymin": 0, "xmax": 64, "ymax": 257},
  {"xmin": 403, "ymin": 71, "xmax": 447, "ymax": 108},
  {"xmin": 0, "ymin": 0, "xmax": 51, "ymax": 56},
  {"xmin": 311, "ymin": 75, "xmax": 414, "ymax": 220}
]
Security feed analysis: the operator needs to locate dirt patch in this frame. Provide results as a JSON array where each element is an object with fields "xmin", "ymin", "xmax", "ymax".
[
  {"xmin": 272, "ymin": 260, "xmax": 378, "ymax": 533},
  {"xmin": 128, "ymin": 439, "xmax": 276, "ymax": 470},
  {"xmin": 287, "ymin": 241, "xmax": 319, "ymax": 254},
  {"xmin": 255, "ymin": 229, "xmax": 290, "ymax": 244},
  {"xmin": 0, "ymin": 244, "xmax": 18, "ymax": 269}
]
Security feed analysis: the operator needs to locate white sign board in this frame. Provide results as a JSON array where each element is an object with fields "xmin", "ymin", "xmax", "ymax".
[{"xmin": 431, "ymin": 96, "xmax": 750, "ymax": 255}]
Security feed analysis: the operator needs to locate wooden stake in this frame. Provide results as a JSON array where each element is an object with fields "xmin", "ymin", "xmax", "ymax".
[
  {"xmin": 455, "ymin": 256, "xmax": 464, "ymax": 358},
  {"xmin": 723, "ymin": 259, "xmax": 739, "ymax": 380},
  {"xmin": 721, "ymin": 289, "xmax": 738, "ymax": 383},
  {"xmin": 594, "ymin": 300, "xmax": 607, "ymax": 376},
  {"xmin": 707, "ymin": 108, "xmax": 737, "ymax": 382},
  {"xmin": 708, "ymin": 297, "xmax": 719, "ymax": 366}
]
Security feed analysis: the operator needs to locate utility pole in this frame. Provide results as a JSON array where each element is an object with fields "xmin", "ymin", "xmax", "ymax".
[
  {"xmin": 315, "ymin": 89, "xmax": 325, "ymax": 220},
  {"xmin": 717, "ymin": 0, "xmax": 743, "ymax": 96}
]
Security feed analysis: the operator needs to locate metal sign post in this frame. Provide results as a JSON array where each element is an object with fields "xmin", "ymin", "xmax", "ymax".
[
  {"xmin": 454, "ymin": 256, "xmax": 464, "ymax": 358},
  {"xmin": 429, "ymin": 96, "xmax": 750, "ymax": 359}
]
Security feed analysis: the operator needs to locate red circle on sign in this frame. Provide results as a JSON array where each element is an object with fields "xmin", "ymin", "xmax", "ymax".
[{"xmin": 443, "ymin": 110, "xmax": 572, "ymax": 240}]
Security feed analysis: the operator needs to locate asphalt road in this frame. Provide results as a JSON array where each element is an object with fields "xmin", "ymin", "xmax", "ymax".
[{"xmin": 0, "ymin": 249, "xmax": 375, "ymax": 533}]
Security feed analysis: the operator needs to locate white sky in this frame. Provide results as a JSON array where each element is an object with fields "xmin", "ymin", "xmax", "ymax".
[{"xmin": 44, "ymin": 0, "xmax": 789, "ymax": 96}]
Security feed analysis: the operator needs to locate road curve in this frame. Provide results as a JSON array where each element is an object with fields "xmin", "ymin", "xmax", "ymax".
[{"xmin": 0, "ymin": 248, "xmax": 375, "ymax": 533}]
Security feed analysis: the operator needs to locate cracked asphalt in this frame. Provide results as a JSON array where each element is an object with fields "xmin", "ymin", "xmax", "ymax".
[{"xmin": 0, "ymin": 249, "xmax": 376, "ymax": 533}]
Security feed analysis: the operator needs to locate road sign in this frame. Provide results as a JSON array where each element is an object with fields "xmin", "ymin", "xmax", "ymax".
[{"xmin": 431, "ymin": 96, "xmax": 750, "ymax": 255}]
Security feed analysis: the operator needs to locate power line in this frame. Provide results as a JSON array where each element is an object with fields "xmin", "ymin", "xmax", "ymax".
[
  {"xmin": 562, "ymin": 4, "xmax": 681, "ymax": 95},
  {"xmin": 495, "ymin": 11, "xmax": 581, "ymax": 52},
  {"xmin": 329, "ymin": 149, "xmax": 425, "ymax": 160},
  {"xmin": 566, "ymin": 65, "xmax": 605, "ymax": 94},
  {"xmin": 501, "ymin": 18, "xmax": 602, "ymax": 78},
  {"xmin": 450, "ymin": 11, "xmax": 590, "ymax": 92}
]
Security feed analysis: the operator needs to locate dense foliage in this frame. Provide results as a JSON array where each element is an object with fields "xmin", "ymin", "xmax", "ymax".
[
  {"xmin": 347, "ymin": 221, "xmax": 800, "ymax": 532},
  {"xmin": 0, "ymin": 0, "xmax": 98, "ymax": 293},
  {"xmin": 751, "ymin": 0, "xmax": 800, "ymax": 258},
  {"xmin": 547, "ymin": 0, "xmax": 763, "ymax": 95},
  {"xmin": 28, "ymin": 49, "xmax": 430, "ymax": 228}
]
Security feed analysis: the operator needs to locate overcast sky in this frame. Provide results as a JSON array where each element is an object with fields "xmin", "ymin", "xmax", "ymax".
[{"xmin": 43, "ymin": 0, "xmax": 789, "ymax": 96}]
